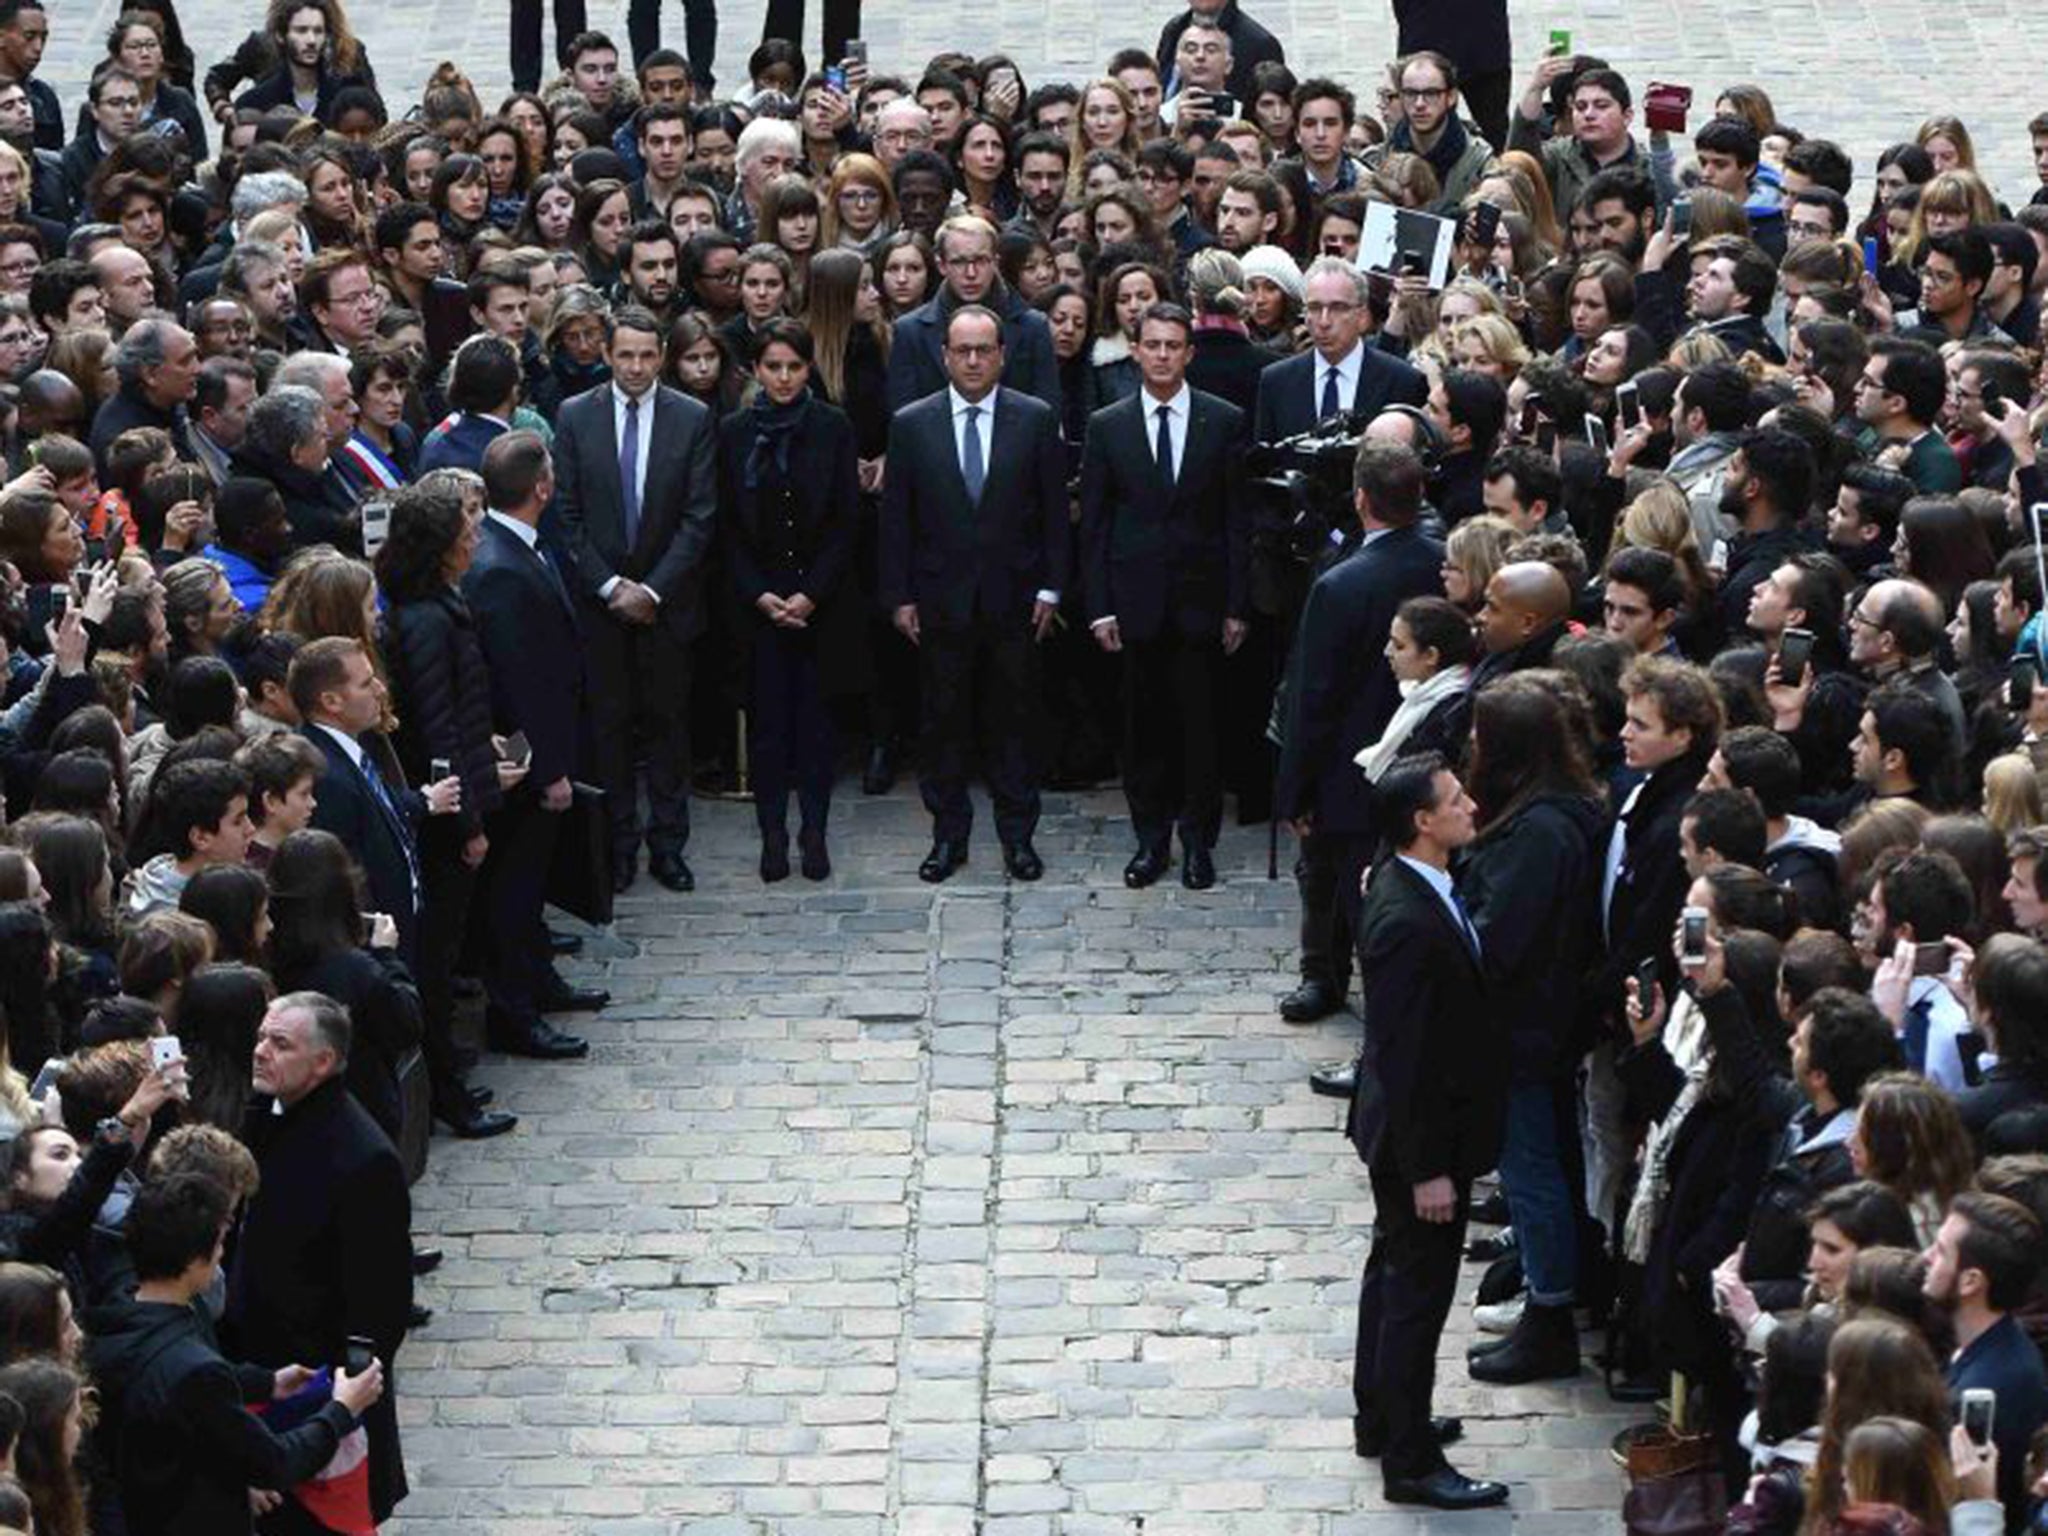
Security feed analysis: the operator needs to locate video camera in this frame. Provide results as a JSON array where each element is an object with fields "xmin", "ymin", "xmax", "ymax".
[{"xmin": 1246, "ymin": 411, "xmax": 1368, "ymax": 595}]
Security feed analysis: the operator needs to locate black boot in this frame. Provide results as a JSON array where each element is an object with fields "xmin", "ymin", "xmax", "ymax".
[
  {"xmin": 1466, "ymin": 1300, "xmax": 1580, "ymax": 1384},
  {"xmin": 799, "ymin": 825, "xmax": 831, "ymax": 881},
  {"xmin": 760, "ymin": 830, "xmax": 790, "ymax": 883}
]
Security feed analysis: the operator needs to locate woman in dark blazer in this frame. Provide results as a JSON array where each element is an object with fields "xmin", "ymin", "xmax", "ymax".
[
  {"xmin": 373, "ymin": 471, "xmax": 515, "ymax": 1140},
  {"xmin": 720, "ymin": 318, "xmax": 860, "ymax": 884}
]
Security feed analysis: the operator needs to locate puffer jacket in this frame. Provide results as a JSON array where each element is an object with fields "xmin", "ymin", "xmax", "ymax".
[{"xmin": 379, "ymin": 587, "xmax": 504, "ymax": 840}]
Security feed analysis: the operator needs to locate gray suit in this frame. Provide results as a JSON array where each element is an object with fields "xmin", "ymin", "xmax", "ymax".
[{"xmin": 552, "ymin": 381, "xmax": 717, "ymax": 861}]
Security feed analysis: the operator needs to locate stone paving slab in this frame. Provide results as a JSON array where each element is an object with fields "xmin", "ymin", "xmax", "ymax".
[{"xmin": 386, "ymin": 783, "xmax": 1635, "ymax": 1533}]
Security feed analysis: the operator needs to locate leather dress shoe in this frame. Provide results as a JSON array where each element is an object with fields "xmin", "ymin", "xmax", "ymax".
[
  {"xmin": 1182, "ymin": 846, "xmax": 1216, "ymax": 890},
  {"xmin": 547, "ymin": 928, "xmax": 583, "ymax": 956},
  {"xmin": 799, "ymin": 831, "xmax": 830, "ymax": 882},
  {"xmin": 412, "ymin": 1247, "xmax": 443, "ymax": 1276},
  {"xmin": 920, "ymin": 840, "xmax": 968, "ymax": 883},
  {"xmin": 1382, "ymin": 1467, "xmax": 1509, "ymax": 1510},
  {"xmin": 409, "ymin": 1303, "xmax": 434, "ymax": 1330},
  {"xmin": 487, "ymin": 1019, "xmax": 590, "ymax": 1059},
  {"xmin": 1355, "ymin": 1415, "xmax": 1463, "ymax": 1459},
  {"xmin": 466, "ymin": 1085, "xmax": 494, "ymax": 1109},
  {"xmin": 1124, "ymin": 847, "xmax": 1170, "ymax": 888},
  {"xmin": 760, "ymin": 837, "xmax": 791, "ymax": 883},
  {"xmin": 437, "ymin": 1099, "xmax": 517, "ymax": 1139},
  {"xmin": 1002, "ymin": 840, "xmax": 1044, "ymax": 881},
  {"xmin": 540, "ymin": 977, "xmax": 609, "ymax": 1013},
  {"xmin": 650, "ymin": 852, "xmax": 695, "ymax": 892},
  {"xmin": 1279, "ymin": 979, "xmax": 1343, "ymax": 1023},
  {"xmin": 1467, "ymin": 1227, "xmax": 1518, "ymax": 1264},
  {"xmin": 1309, "ymin": 1059, "xmax": 1357, "ymax": 1097},
  {"xmin": 862, "ymin": 743, "xmax": 897, "ymax": 795}
]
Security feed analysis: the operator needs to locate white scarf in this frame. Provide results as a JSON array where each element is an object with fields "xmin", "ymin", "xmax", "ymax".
[
  {"xmin": 1622, "ymin": 989, "xmax": 1712, "ymax": 1265},
  {"xmin": 1353, "ymin": 666, "xmax": 1470, "ymax": 783}
]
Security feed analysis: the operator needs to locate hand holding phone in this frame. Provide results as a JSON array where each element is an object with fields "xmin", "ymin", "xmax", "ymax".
[
  {"xmin": 1778, "ymin": 627, "xmax": 1816, "ymax": 684},
  {"xmin": 149, "ymin": 1035, "xmax": 182, "ymax": 1071},
  {"xmin": 1681, "ymin": 906, "xmax": 1710, "ymax": 968},
  {"xmin": 501, "ymin": 731, "xmax": 532, "ymax": 768},
  {"xmin": 1962, "ymin": 1387, "xmax": 1996, "ymax": 1450}
]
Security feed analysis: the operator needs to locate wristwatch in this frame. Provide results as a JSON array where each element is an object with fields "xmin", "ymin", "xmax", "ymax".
[{"xmin": 94, "ymin": 1114, "xmax": 130, "ymax": 1146}]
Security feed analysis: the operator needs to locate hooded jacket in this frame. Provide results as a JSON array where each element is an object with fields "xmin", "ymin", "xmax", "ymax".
[{"xmin": 85, "ymin": 1296, "xmax": 355, "ymax": 1536}]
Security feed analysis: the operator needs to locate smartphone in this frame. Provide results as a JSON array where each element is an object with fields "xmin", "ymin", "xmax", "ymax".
[
  {"xmin": 360, "ymin": 498, "xmax": 392, "ymax": 559},
  {"xmin": 1519, "ymin": 392, "xmax": 1546, "ymax": 439},
  {"xmin": 1962, "ymin": 1387, "xmax": 1996, "ymax": 1450},
  {"xmin": 2013, "ymin": 656, "xmax": 2038, "ymax": 712},
  {"xmin": 1396, "ymin": 249, "xmax": 1425, "ymax": 277},
  {"xmin": 1983, "ymin": 379, "xmax": 2005, "ymax": 417},
  {"xmin": 27, "ymin": 1058, "xmax": 62, "ymax": 1101},
  {"xmin": 1535, "ymin": 418, "xmax": 1558, "ymax": 455},
  {"xmin": 149, "ymin": 1035, "xmax": 181, "ymax": 1071},
  {"xmin": 1913, "ymin": 940, "xmax": 1953, "ymax": 977},
  {"xmin": 844, "ymin": 39, "xmax": 867, "ymax": 65},
  {"xmin": 429, "ymin": 757, "xmax": 452, "ymax": 782},
  {"xmin": 344, "ymin": 1335, "xmax": 377, "ymax": 1377},
  {"xmin": 1671, "ymin": 198, "xmax": 1693, "ymax": 238},
  {"xmin": 1862, "ymin": 235, "xmax": 1881, "ymax": 275},
  {"xmin": 1583, "ymin": 417, "xmax": 1611, "ymax": 458},
  {"xmin": 45, "ymin": 584, "xmax": 67, "ymax": 620},
  {"xmin": 1681, "ymin": 906, "xmax": 1709, "ymax": 968},
  {"xmin": 1465, "ymin": 200, "xmax": 1501, "ymax": 249},
  {"xmin": 1547, "ymin": 27, "xmax": 1573, "ymax": 55},
  {"xmin": 1778, "ymin": 626, "xmax": 1815, "ymax": 682},
  {"xmin": 502, "ymin": 730, "xmax": 532, "ymax": 767},
  {"xmin": 1634, "ymin": 957, "xmax": 1659, "ymax": 1014},
  {"xmin": 823, "ymin": 65, "xmax": 847, "ymax": 94},
  {"xmin": 1616, "ymin": 382, "xmax": 1642, "ymax": 431},
  {"xmin": 2031, "ymin": 504, "xmax": 2048, "ymax": 544}
]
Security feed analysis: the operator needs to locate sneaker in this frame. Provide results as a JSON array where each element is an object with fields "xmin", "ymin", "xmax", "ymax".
[{"xmin": 1473, "ymin": 1294, "xmax": 1525, "ymax": 1334}]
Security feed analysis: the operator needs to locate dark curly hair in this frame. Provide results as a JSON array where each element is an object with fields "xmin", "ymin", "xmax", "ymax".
[{"xmin": 371, "ymin": 475, "xmax": 469, "ymax": 603}]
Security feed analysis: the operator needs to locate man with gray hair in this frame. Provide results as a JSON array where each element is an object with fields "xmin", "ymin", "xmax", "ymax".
[
  {"xmin": 90, "ymin": 315, "xmax": 197, "ymax": 476},
  {"xmin": 274, "ymin": 350, "xmax": 358, "ymax": 456},
  {"xmin": 229, "ymin": 171, "xmax": 308, "ymax": 229},
  {"xmin": 232, "ymin": 384, "xmax": 359, "ymax": 552},
  {"xmin": 218, "ymin": 238, "xmax": 297, "ymax": 351},
  {"xmin": 871, "ymin": 97, "xmax": 934, "ymax": 172},
  {"xmin": 726, "ymin": 115, "xmax": 799, "ymax": 243},
  {"xmin": 1253, "ymin": 255, "xmax": 1427, "ymax": 446}
]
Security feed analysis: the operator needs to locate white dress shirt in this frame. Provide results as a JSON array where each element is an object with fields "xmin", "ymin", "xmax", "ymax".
[
  {"xmin": 1398, "ymin": 853, "xmax": 1481, "ymax": 957},
  {"xmin": 946, "ymin": 386, "xmax": 1058, "ymax": 606},
  {"xmin": 600, "ymin": 385, "xmax": 660, "ymax": 603},
  {"xmin": 1092, "ymin": 385, "xmax": 1191, "ymax": 631},
  {"xmin": 486, "ymin": 508, "xmax": 541, "ymax": 552},
  {"xmin": 1315, "ymin": 342, "xmax": 1366, "ymax": 418}
]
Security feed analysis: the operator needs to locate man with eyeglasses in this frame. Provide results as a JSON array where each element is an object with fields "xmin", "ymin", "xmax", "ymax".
[
  {"xmin": 1155, "ymin": 0, "xmax": 1284, "ymax": 105},
  {"xmin": 1364, "ymin": 53, "xmax": 1491, "ymax": 217},
  {"xmin": 0, "ymin": 225, "xmax": 34, "ymax": 297},
  {"xmin": 869, "ymin": 97, "xmax": 933, "ymax": 174},
  {"xmin": 1159, "ymin": 21, "xmax": 1233, "ymax": 128},
  {"xmin": 61, "ymin": 63, "xmax": 141, "ymax": 215},
  {"xmin": 1785, "ymin": 188, "xmax": 1849, "ymax": 250},
  {"xmin": 300, "ymin": 249, "xmax": 382, "ymax": 357},
  {"xmin": 1392, "ymin": 0, "xmax": 1509, "ymax": 151},
  {"xmin": 1944, "ymin": 349, "xmax": 2030, "ymax": 492},
  {"xmin": 1253, "ymin": 256, "xmax": 1426, "ymax": 445},
  {"xmin": 884, "ymin": 213, "xmax": 1060, "ymax": 414},
  {"xmin": 1854, "ymin": 337, "xmax": 1962, "ymax": 494},
  {"xmin": 1899, "ymin": 229, "xmax": 2012, "ymax": 349},
  {"xmin": 1135, "ymin": 140, "xmax": 1215, "ymax": 262},
  {"xmin": 880, "ymin": 304, "xmax": 1069, "ymax": 886}
]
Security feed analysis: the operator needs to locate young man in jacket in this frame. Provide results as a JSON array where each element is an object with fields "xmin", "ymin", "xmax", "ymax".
[{"xmin": 89, "ymin": 1172, "xmax": 384, "ymax": 1536}]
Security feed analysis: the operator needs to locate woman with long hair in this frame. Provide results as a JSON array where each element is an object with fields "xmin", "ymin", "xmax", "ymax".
[
  {"xmin": 264, "ymin": 828, "xmax": 422, "ymax": 1144},
  {"xmin": 719, "ymin": 319, "xmax": 861, "ymax": 882},
  {"xmin": 1800, "ymin": 1317, "xmax": 1955, "ymax": 1534},
  {"xmin": 1849, "ymin": 1072, "xmax": 1976, "ymax": 1243},
  {"xmin": 178, "ymin": 863, "xmax": 269, "ymax": 964},
  {"xmin": 1068, "ymin": 78, "xmax": 1142, "ymax": 183},
  {"xmin": 1894, "ymin": 496, "xmax": 1993, "ymax": 617},
  {"xmin": 823, "ymin": 154, "xmax": 896, "ymax": 251},
  {"xmin": 569, "ymin": 177, "xmax": 633, "ymax": 290},
  {"xmin": 372, "ymin": 475, "xmax": 513, "ymax": 1138},
  {"xmin": 874, "ymin": 230, "xmax": 934, "ymax": 320},
  {"xmin": 664, "ymin": 312, "xmax": 742, "ymax": 416},
  {"xmin": 0, "ymin": 1358, "xmax": 87, "ymax": 1536},
  {"xmin": 510, "ymin": 170, "xmax": 578, "ymax": 252},
  {"xmin": 1088, "ymin": 259, "xmax": 1168, "ymax": 409},
  {"xmin": 0, "ymin": 1261, "xmax": 81, "ymax": 1364},
  {"xmin": 951, "ymin": 113, "xmax": 1017, "ymax": 223},
  {"xmin": 10, "ymin": 814, "xmax": 118, "ymax": 1002},
  {"xmin": 473, "ymin": 117, "xmax": 533, "ymax": 230},
  {"xmin": 428, "ymin": 151, "xmax": 490, "ymax": 260},
  {"xmin": 171, "ymin": 960, "xmax": 271, "ymax": 1130},
  {"xmin": 298, "ymin": 138, "xmax": 366, "ymax": 250},
  {"xmin": 759, "ymin": 174, "xmax": 823, "ymax": 304},
  {"xmin": 1839, "ymin": 1417, "xmax": 1959, "ymax": 1535}
]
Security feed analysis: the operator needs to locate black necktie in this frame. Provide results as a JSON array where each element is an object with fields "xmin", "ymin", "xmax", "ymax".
[
  {"xmin": 1321, "ymin": 366, "xmax": 1341, "ymax": 420},
  {"xmin": 1155, "ymin": 403, "xmax": 1174, "ymax": 484}
]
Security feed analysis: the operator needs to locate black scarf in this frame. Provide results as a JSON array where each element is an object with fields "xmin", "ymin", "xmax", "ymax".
[
  {"xmin": 744, "ymin": 389, "xmax": 812, "ymax": 490},
  {"xmin": 1392, "ymin": 111, "xmax": 1471, "ymax": 189}
]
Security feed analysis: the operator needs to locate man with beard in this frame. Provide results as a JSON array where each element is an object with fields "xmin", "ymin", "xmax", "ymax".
[
  {"xmin": 218, "ymin": 239, "xmax": 298, "ymax": 352},
  {"xmin": 1009, "ymin": 133, "xmax": 1071, "ymax": 241},
  {"xmin": 1571, "ymin": 167, "xmax": 1656, "ymax": 267},
  {"xmin": 1924, "ymin": 1191, "xmax": 2048, "ymax": 1528},
  {"xmin": 1711, "ymin": 427, "xmax": 1817, "ymax": 644},
  {"xmin": 618, "ymin": 221, "xmax": 679, "ymax": 325}
]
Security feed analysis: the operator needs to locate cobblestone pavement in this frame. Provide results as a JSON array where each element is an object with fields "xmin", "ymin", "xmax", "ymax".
[
  {"xmin": 385, "ymin": 785, "xmax": 1637, "ymax": 1535},
  {"xmin": 36, "ymin": 0, "xmax": 2048, "ymax": 201}
]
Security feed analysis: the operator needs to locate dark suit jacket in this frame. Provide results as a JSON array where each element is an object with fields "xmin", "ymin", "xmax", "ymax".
[
  {"xmin": 878, "ymin": 386, "xmax": 1071, "ymax": 631},
  {"xmin": 1187, "ymin": 327, "xmax": 1285, "ymax": 426},
  {"xmin": 1078, "ymin": 388, "xmax": 1250, "ymax": 642},
  {"xmin": 1273, "ymin": 525, "xmax": 1445, "ymax": 832},
  {"xmin": 884, "ymin": 284, "xmax": 1063, "ymax": 416},
  {"xmin": 553, "ymin": 382, "xmax": 719, "ymax": 641},
  {"xmin": 720, "ymin": 399, "xmax": 859, "ymax": 605},
  {"xmin": 460, "ymin": 517, "xmax": 585, "ymax": 789},
  {"xmin": 1156, "ymin": 0, "xmax": 1286, "ymax": 101},
  {"xmin": 1348, "ymin": 857, "xmax": 1506, "ymax": 1183},
  {"xmin": 301, "ymin": 724, "xmax": 421, "ymax": 962},
  {"xmin": 1252, "ymin": 344, "xmax": 1428, "ymax": 444}
]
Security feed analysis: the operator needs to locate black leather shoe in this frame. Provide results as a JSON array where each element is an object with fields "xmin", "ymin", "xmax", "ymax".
[
  {"xmin": 760, "ymin": 838, "xmax": 790, "ymax": 883},
  {"xmin": 920, "ymin": 840, "xmax": 967, "ymax": 883},
  {"xmin": 437, "ymin": 1100, "xmax": 517, "ymax": 1138},
  {"xmin": 1182, "ymin": 846, "xmax": 1216, "ymax": 890},
  {"xmin": 487, "ymin": 1019, "xmax": 590, "ymax": 1059},
  {"xmin": 1382, "ymin": 1467, "xmax": 1508, "ymax": 1510},
  {"xmin": 1124, "ymin": 847, "xmax": 1170, "ymax": 888},
  {"xmin": 1466, "ymin": 1302, "xmax": 1580, "ymax": 1384},
  {"xmin": 1467, "ymin": 1227, "xmax": 1518, "ymax": 1264},
  {"xmin": 540, "ymin": 978, "xmax": 608, "ymax": 1013},
  {"xmin": 409, "ymin": 1303, "xmax": 434, "ymax": 1330},
  {"xmin": 547, "ymin": 928, "xmax": 583, "ymax": 956},
  {"xmin": 1280, "ymin": 979, "xmax": 1342, "ymax": 1022},
  {"xmin": 650, "ymin": 852, "xmax": 695, "ymax": 892},
  {"xmin": 862, "ymin": 744, "xmax": 896, "ymax": 795},
  {"xmin": 465, "ymin": 1085, "xmax": 494, "ymax": 1109},
  {"xmin": 1002, "ymin": 840, "xmax": 1043, "ymax": 881},
  {"xmin": 412, "ymin": 1247, "xmax": 443, "ymax": 1276},
  {"xmin": 799, "ymin": 832, "xmax": 830, "ymax": 882},
  {"xmin": 1309, "ymin": 1059, "xmax": 1357, "ymax": 1097},
  {"xmin": 1355, "ymin": 1415, "xmax": 1463, "ymax": 1459}
]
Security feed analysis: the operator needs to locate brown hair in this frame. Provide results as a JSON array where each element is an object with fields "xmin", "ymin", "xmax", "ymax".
[{"xmin": 1801, "ymin": 1317, "xmax": 1952, "ymax": 1535}]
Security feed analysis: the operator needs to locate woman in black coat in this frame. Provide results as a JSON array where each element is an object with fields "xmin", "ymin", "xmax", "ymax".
[
  {"xmin": 720, "ymin": 318, "xmax": 860, "ymax": 884},
  {"xmin": 264, "ymin": 830, "xmax": 423, "ymax": 1149},
  {"xmin": 373, "ymin": 472, "xmax": 514, "ymax": 1139}
]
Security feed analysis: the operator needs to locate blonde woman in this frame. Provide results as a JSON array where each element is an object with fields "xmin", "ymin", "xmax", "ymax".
[
  {"xmin": 1450, "ymin": 314, "xmax": 1530, "ymax": 384},
  {"xmin": 1982, "ymin": 753, "xmax": 2046, "ymax": 835},
  {"xmin": 1611, "ymin": 479, "xmax": 1714, "ymax": 615},
  {"xmin": 1067, "ymin": 78, "xmax": 1142, "ymax": 193},
  {"xmin": 1440, "ymin": 515, "xmax": 1516, "ymax": 613}
]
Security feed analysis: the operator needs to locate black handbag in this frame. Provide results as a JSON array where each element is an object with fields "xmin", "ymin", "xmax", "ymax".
[{"xmin": 545, "ymin": 781, "xmax": 613, "ymax": 926}]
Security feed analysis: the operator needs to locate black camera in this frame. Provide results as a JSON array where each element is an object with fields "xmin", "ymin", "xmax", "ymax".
[{"xmin": 1246, "ymin": 413, "xmax": 1367, "ymax": 610}]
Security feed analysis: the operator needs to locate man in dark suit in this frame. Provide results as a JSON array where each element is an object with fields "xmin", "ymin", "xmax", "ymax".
[
  {"xmin": 290, "ymin": 635, "xmax": 450, "ymax": 969},
  {"xmin": 1253, "ymin": 257, "xmax": 1429, "ymax": 445},
  {"xmin": 1273, "ymin": 442, "xmax": 1443, "ymax": 1031},
  {"xmin": 553, "ymin": 304, "xmax": 718, "ymax": 893},
  {"xmin": 1081, "ymin": 302, "xmax": 1250, "ymax": 890},
  {"xmin": 1348, "ymin": 753, "xmax": 1509, "ymax": 1510},
  {"xmin": 462, "ymin": 430, "xmax": 592, "ymax": 1061},
  {"xmin": 226, "ymin": 991, "xmax": 415, "ymax": 1528},
  {"xmin": 880, "ymin": 304, "xmax": 1070, "ymax": 884},
  {"xmin": 884, "ymin": 214, "xmax": 1062, "ymax": 415},
  {"xmin": 1156, "ymin": 0, "xmax": 1284, "ymax": 103}
]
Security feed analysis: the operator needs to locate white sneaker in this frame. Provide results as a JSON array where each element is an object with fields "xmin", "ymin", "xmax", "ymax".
[{"xmin": 1473, "ymin": 1294, "xmax": 1525, "ymax": 1334}]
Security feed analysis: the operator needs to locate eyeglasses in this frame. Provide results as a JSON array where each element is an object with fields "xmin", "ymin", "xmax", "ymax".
[
  {"xmin": 1400, "ymin": 87, "xmax": 1448, "ymax": 103},
  {"xmin": 1304, "ymin": 301, "xmax": 1358, "ymax": 318},
  {"xmin": 943, "ymin": 253, "xmax": 994, "ymax": 272},
  {"xmin": 838, "ymin": 188, "xmax": 881, "ymax": 205},
  {"xmin": 947, "ymin": 343, "xmax": 999, "ymax": 358}
]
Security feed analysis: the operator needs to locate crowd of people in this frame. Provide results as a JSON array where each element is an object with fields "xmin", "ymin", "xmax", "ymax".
[{"xmin": 0, "ymin": 0, "xmax": 2035, "ymax": 1527}]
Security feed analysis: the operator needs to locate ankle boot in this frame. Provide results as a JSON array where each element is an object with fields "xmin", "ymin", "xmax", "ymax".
[
  {"xmin": 760, "ymin": 831, "xmax": 790, "ymax": 882},
  {"xmin": 1466, "ymin": 1301, "xmax": 1580, "ymax": 1384},
  {"xmin": 799, "ymin": 826, "xmax": 830, "ymax": 881}
]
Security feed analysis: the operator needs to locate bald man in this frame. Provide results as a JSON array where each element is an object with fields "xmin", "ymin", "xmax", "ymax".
[
  {"xmin": 1431, "ymin": 562, "xmax": 1574, "ymax": 759},
  {"xmin": 1845, "ymin": 577, "xmax": 1967, "ymax": 753}
]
